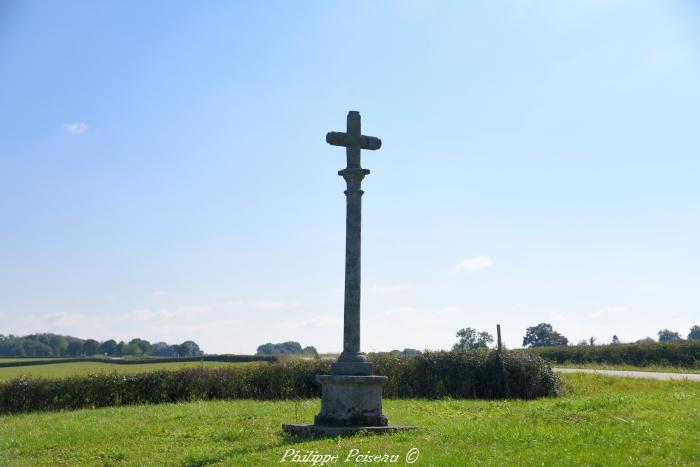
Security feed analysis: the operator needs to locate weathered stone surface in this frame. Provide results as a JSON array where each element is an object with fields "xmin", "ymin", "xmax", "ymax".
[
  {"xmin": 314, "ymin": 375, "xmax": 387, "ymax": 426},
  {"xmin": 331, "ymin": 360, "xmax": 373, "ymax": 376},
  {"xmin": 333, "ymin": 111, "xmax": 378, "ymax": 368}
]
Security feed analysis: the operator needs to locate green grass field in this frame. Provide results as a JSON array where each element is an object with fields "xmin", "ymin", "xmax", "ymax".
[
  {"xmin": 0, "ymin": 361, "xmax": 259, "ymax": 381},
  {"xmin": 0, "ymin": 373, "xmax": 698, "ymax": 466},
  {"xmin": 0, "ymin": 357, "xmax": 61, "ymax": 363},
  {"xmin": 553, "ymin": 362, "xmax": 700, "ymax": 374}
]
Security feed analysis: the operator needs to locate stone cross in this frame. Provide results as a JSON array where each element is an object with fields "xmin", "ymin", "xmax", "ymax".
[
  {"xmin": 283, "ymin": 111, "xmax": 412, "ymax": 434},
  {"xmin": 326, "ymin": 111, "xmax": 381, "ymax": 376}
]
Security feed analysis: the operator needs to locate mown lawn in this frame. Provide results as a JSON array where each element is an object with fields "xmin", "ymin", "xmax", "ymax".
[
  {"xmin": 0, "ymin": 373, "xmax": 698, "ymax": 466},
  {"xmin": 0, "ymin": 361, "xmax": 259, "ymax": 381}
]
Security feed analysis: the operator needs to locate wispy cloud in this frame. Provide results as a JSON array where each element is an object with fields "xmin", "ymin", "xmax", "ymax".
[
  {"xmin": 370, "ymin": 284, "xmax": 411, "ymax": 293},
  {"xmin": 455, "ymin": 254, "xmax": 494, "ymax": 272},
  {"xmin": 62, "ymin": 122, "xmax": 88, "ymax": 135},
  {"xmin": 588, "ymin": 306, "xmax": 627, "ymax": 319}
]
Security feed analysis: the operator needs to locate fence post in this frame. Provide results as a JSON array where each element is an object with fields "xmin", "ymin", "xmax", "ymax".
[{"xmin": 497, "ymin": 324, "xmax": 503, "ymax": 353}]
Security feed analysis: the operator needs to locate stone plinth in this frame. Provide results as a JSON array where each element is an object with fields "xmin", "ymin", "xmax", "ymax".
[
  {"xmin": 282, "ymin": 373, "xmax": 415, "ymax": 436},
  {"xmin": 282, "ymin": 423, "xmax": 414, "ymax": 437},
  {"xmin": 314, "ymin": 375, "xmax": 388, "ymax": 426}
]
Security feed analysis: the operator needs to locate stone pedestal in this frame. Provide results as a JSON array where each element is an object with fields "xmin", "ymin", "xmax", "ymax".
[
  {"xmin": 282, "ymin": 369, "xmax": 414, "ymax": 436},
  {"xmin": 314, "ymin": 375, "xmax": 388, "ymax": 426}
]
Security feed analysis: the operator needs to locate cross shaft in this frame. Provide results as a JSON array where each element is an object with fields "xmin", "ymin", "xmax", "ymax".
[{"xmin": 325, "ymin": 111, "xmax": 381, "ymax": 376}]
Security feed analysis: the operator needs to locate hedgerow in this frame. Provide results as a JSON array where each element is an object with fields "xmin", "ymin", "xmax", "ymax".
[
  {"xmin": 530, "ymin": 341, "xmax": 700, "ymax": 367},
  {"xmin": 0, "ymin": 350, "xmax": 558, "ymax": 414}
]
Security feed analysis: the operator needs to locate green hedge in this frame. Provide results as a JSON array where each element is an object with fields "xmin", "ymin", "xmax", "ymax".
[
  {"xmin": 371, "ymin": 349, "xmax": 558, "ymax": 399},
  {"xmin": 0, "ymin": 350, "xmax": 559, "ymax": 414},
  {"xmin": 530, "ymin": 341, "xmax": 700, "ymax": 367}
]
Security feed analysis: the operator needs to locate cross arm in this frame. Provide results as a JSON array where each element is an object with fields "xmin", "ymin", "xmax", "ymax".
[{"xmin": 326, "ymin": 132, "xmax": 382, "ymax": 150}]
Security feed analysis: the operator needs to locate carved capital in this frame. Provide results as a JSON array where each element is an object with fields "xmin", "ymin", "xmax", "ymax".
[
  {"xmin": 338, "ymin": 167, "xmax": 370, "ymax": 181},
  {"xmin": 339, "ymin": 168, "xmax": 368, "ymax": 195}
]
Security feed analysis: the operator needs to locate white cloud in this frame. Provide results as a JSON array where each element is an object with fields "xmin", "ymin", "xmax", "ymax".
[
  {"xmin": 588, "ymin": 306, "xmax": 627, "ymax": 320},
  {"xmin": 370, "ymin": 284, "xmax": 411, "ymax": 293},
  {"xmin": 455, "ymin": 254, "xmax": 494, "ymax": 272},
  {"xmin": 62, "ymin": 122, "xmax": 88, "ymax": 135}
]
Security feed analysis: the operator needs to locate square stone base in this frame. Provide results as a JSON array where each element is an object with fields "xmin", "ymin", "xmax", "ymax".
[
  {"xmin": 314, "ymin": 374, "xmax": 387, "ymax": 426},
  {"xmin": 282, "ymin": 374, "xmax": 415, "ymax": 436},
  {"xmin": 282, "ymin": 423, "xmax": 415, "ymax": 437}
]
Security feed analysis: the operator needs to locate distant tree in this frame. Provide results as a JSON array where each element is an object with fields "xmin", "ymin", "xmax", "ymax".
[
  {"xmin": 522, "ymin": 323, "xmax": 568, "ymax": 347},
  {"xmin": 0, "ymin": 334, "xmax": 200, "ymax": 358},
  {"xmin": 636, "ymin": 337, "xmax": 656, "ymax": 344},
  {"xmin": 120, "ymin": 342, "xmax": 142, "ymax": 355},
  {"xmin": 66, "ymin": 341, "xmax": 84, "ymax": 357},
  {"xmin": 611, "ymin": 335, "xmax": 621, "ymax": 345},
  {"xmin": 658, "ymin": 329, "xmax": 682, "ymax": 343},
  {"xmin": 129, "ymin": 338, "xmax": 152, "ymax": 354},
  {"xmin": 259, "ymin": 341, "xmax": 319, "ymax": 356},
  {"xmin": 256, "ymin": 341, "xmax": 304, "ymax": 355},
  {"xmin": 0, "ymin": 338, "xmax": 27, "ymax": 357},
  {"xmin": 256, "ymin": 343, "xmax": 275, "ymax": 355},
  {"xmin": 688, "ymin": 325, "xmax": 700, "ymax": 340},
  {"xmin": 172, "ymin": 341, "xmax": 203, "ymax": 357},
  {"xmin": 588, "ymin": 336, "xmax": 596, "ymax": 346},
  {"xmin": 148, "ymin": 342, "xmax": 176, "ymax": 357},
  {"xmin": 83, "ymin": 339, "xmax": 99, "ymax": 356},
  {"xmin": 22, "ymin": 340, "xmax": 54, "ymax": 357},
  {"xmin": 48, "ymin": 334, "xmax": 69, "ymax": 356},
  {"xmin": 98, "ymin": 339, "xmax": 117, "ymax": 355},
  {"xmin": 185, "ymin": 341, "xmax": 203, "ymax": 356},
  {"xmin": 454, "ymin": 327, "xmax": 494, "ymax": 350},
  {"xmin": 280, "ymin": 341, "xmax": 303, "ymax": 354},
  {"xmin": 115, "ymin": 341, "xmax": 127, "ymax": 355},
  {"xmin": 576, "ymin": 340, "xmax": 588, "ymax": 346}
]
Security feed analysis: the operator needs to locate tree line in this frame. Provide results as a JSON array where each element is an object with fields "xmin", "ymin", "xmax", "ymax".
[
  {"xmin": 255, "ymin": 341, "xmax": 317, "ymax": 356},
  {"xmin": 453, "ymin": 323, "xmax": 700, "ymax": 349},
  {"xmin": 0, "ymin": 333, "xmax": 204, "ymax": 358}
]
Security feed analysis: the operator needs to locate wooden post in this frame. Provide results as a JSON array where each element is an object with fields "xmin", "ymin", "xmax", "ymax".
[{"xmin": 497, "ymin": 324, "xmax": 502, "ymax": 353}]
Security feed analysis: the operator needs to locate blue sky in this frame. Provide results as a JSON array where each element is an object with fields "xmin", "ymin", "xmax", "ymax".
[{"xmin": 1, "ymin": 1, "xmax": 699, "ymax": 353}]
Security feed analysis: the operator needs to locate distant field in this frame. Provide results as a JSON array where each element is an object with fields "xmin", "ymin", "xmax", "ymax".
[
  {"xmin": 0, "ymin": 361, "xmax": 259, "ymax": 381},
  {"xmin": 555, "ymin": 362, "xmax": 700, "ymax": 374},
  {"xmin": 0, "ymin": 358, "xmax": 60, "ymax": 363},
  {"xmin": 0, "ymin": 373, "xmax": 697, "ymax": 466}
]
